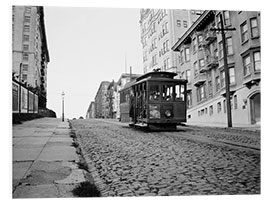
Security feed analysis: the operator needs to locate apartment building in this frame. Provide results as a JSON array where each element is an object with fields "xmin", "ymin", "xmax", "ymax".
[
  {"xmin": 12, "ymin": 6, "xmax": 50, "ymax": 108},
  {"xmin": 94, "ymin": 81, "xmax": 110, "ymax": 118},
  {"xmin": 115, "ymin": 73, "xmax": 142, "ymax": 119},
  {"xmin": 172, "ymin": 10, "xmax": 260, "ymax": 126},
  {"xmin": 140, "ymin": 9, "xmax": 202, "ymax": 74}
]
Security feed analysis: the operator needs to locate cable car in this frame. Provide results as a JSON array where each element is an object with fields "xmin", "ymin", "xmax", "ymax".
[{"xmin": 120, "ymin": 71, "xmax": 187, "ymax": 130}]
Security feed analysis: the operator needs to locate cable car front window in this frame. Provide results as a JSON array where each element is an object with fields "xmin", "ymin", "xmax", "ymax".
[
  {"xmin": 149, "ymin": 84, "xmax": 160, "ymax": 101},
  {"xmin": 162, "ymin": 84, "xmax": 174, "ymax": 101}
]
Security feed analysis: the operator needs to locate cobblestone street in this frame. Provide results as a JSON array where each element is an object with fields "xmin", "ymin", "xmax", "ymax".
[{"xmin": 70, "ymin": 119, "xmax": 260, "ymax": 197}]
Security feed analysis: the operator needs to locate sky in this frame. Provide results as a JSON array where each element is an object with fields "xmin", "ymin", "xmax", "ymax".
[{"xmin": 44, "ymin": 6, "xmax": 143, "ymax": 119}]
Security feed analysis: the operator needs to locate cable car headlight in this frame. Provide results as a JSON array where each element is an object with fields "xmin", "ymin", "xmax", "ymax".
[{"xmin": 165, "ymin": 110, "xmax": 173, "ymax": 118}]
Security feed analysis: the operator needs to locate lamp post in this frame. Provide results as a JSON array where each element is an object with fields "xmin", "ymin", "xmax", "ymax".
[{"xmin": 61, "ymin": 91, "xmax": 65, "ymax": 122}]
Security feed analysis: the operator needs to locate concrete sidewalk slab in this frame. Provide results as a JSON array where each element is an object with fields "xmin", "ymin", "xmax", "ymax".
[
  {"xmin": 37, "ymin": 145, "xmax": 78, "ymax": 162},
  {"xmin": 13, "ymin": 184, "xmax": 59, "ymax": 198},
  {"xmin": 13, "ymin": 161, "xmax": 33, "ymax": 180},
  {"xmin": 12, "ymin": 118, "xmax": 86, "ymax": 198},
  {"xmin": 14, "ymin": 137, "xmax": 50, "ymax": 145},
  {"xmin": 13, "ymin": 147, "xmax": 43, "ymax": 161}
]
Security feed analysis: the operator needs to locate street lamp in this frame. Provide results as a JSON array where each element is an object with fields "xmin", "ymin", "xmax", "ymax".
[{"xmin": 61, "ymin": 91, "xmax": 65, "ymax": 122}]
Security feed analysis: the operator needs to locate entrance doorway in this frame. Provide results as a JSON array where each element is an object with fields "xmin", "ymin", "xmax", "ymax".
[{"xmin": 250, "ymin": 93, "xmax": 260, "ymax": 124}]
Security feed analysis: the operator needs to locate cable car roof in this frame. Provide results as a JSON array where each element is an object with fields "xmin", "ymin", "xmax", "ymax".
[{"xmin": 136, "ymin": 71, "xmax": 177, "ymax": 82}]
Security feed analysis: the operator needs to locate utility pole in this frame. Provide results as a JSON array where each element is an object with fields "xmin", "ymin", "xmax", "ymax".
[{"xmin": 211, "ymin": 12, "xmax": 236, "ymax": 128}]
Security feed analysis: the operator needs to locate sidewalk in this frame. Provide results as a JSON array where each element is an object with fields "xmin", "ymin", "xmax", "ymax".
[
  {"xmin": 186, "ymin": 121, "xmax": 261, "ymax": 132},
  {"xmin": 12, "ymin": 118, "xmax": 86, "ymax": 198}
]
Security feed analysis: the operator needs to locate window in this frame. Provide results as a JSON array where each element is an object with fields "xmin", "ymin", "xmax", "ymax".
[
  {"xmin": 250, "ymin": 17, "xmax": 259, "ymax": 38},
  {"xmin": 177, "ymin": 20, "xmax": 181, "ymax": 27},
  {"xmin": 25, "ymin": 7, "xmax": 31, "ymax": 14},
  {"xmin": 24, "ymin": 16, "xmax": 30, "ymax": 23},
  {"xmin": 240, "ymin": 21, "xmax": 248, "ymax": 43},
  {"xmin": 162, "ymin": 22, "xmax": 169, "ymax": 35},
  {"xmin": 152, "ymin": 38, "xmax": 157, "ymax": 50},
  {"xmin": 142, "ymin": 37, "xmax": 147, "ymax": 48},
  {"xmin": 234, "ymin": 95, "xmax": 238, "ymax": 109},
  {"xmin": 186, "ymin": 70, "xmax": 191, "ymax": 83},
  {"xmin": 198, "ymin": 35, "xmax": 203, "ymax": 45},
  {"xmin": 208, "ymin": 80, "xmax": 213, "ymax": 96},
  {"xmin": 23, "ymin": 53, "xmax": 28, "ymax": 61},
  {"xmin": 220, "ymin": 70, "xmax": 225, "ymax": 88},
  {"xmin": 227, "ymin": 37, "xmax": 233, "ymax": 55},
  {"xmin": 149, "ymin": 84, "xmax": 160, "ymax": 101},
  {"xmin": 199, "ymin": 59, "xmax": 205, "ymax": 67},
  {"xmin": 243, "ymin": 55, "xmax": 251, "ymax": 76},
  {"xmin": 219, "ymin": 41, "xmax": 223, "ymax": 58},
  {"xmin": 175, "ymin": 84, "xmax": 185, "ymax": 101},
  {"xmin": 162, "ymin": 84, "xmax": 174, "ymax": 101},
  {"xmin": 193, "ymin": 38, "xmax": 197, "ymax": 52},
  {"xmin": 184, "ymin": 47, "xmax": 190, "ymax": 61},
  {"xmin": 209, "ymin": 105, "xmax": 213, "ymax": 116},
  {"xmin": 152, "ymin": 54, "xmax": 157, "ymax": 67},
  {"xmin": 183, "ymin": 20, "xmax": 188, "ymax": 28},
  {"xmin": 223, "ymin": 100, "xmax": 227, "ymax": 113},
  {"xmin": 180, "ymin": 50, "xmax": 184, "ymax": 64},
  {"xmin": 23, "ymin": 35, "xmax": 29, "ymax": 41},
  {"xmin": 253, "ymin": 51, "xmax": 261, "ymax": 71},
  {"xmin": 224, "ymin": 11, "xmax": 231, "ymax": 26},
  {"xmin": 197, "ymin": 84, "xmax": 206, "ymax": 102},
  {"xmin": 22, "ymin": 64, "xmax": 28, "ymax": 71},
  {"xmin": 23, "ymin": 25, "xmax": 30, "ymax": 32},
  {"xmin": 164, "ymin": 58, "xmax": 170, "ymax": 70},
  {"xmin": 215, "ymin": 75, "xmax": 220, "ymax": 92},
  {"xmin": 163, "ymin": 40, "xmax": 169, "ymax": 53},
  {"xmin": 23, "ymin": 44, "xmax": 29, "ymax": 51},
  {"xmin": 229, "ymin": 67, "xmax": 235, "ymax": 84},
  {"xmin": 217, "ymin": 102, "xmax": 222, "ymax": 113},
  {"xmin": 194, "ymin": 61, "xmax": 199, "ymax": 76},
  {"xmin": 187, "ymin": 91, "xmax": 192, "ymax": 108},
  {"xmin": 22, "ymin": 74, "xmax": 27, "ymax": 81}
]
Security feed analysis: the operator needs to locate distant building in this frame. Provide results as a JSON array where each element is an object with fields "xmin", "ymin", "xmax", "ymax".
[
  {"xmin": 94, "ymin": 81, "xmax": 110, "ymax": 118},
  {"xmin": 140, "ymin": 9, "xmax": 202, "ymax": 74},
  {"xmin": 86, "ymin": 101, "xmax": 95, "ymax": 119},
  {"xmin": 172, "ymin": 10, "xmax": 260, "ymax": 126},
  {"xmin": 115, "ymin": 73, "xmax": 141, "ymax": 119},
  {"xmin": 12, "ymin": 6, "xmax": 50, "ymax": 108},
  {"xmin": 107, "ymin": 80, "xmax": 117, "ymax": 119}
]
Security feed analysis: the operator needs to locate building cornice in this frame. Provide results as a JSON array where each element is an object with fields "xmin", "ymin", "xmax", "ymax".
[{"xmin": 172, "ymin": 10, "xmax": 215, "ymax": 52}]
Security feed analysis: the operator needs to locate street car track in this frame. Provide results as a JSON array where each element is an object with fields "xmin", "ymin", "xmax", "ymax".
[{"xmin": 162, "ymin": 130, "xmax": 260, "ymax": 154}]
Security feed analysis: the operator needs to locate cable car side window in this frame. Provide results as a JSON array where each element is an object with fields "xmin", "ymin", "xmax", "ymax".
[
  {"xmin": 149, "ymin": 84, "xmax": 160, "ymax": 101},
  {"xmin": 175, "ymin": 84, "xmax": 185, "ymax": 101}
]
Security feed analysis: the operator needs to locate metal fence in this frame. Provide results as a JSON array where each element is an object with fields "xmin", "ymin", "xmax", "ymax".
[{"xmin": 12, "ymin": 80, "xmax": 38, "ymax": 114}]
